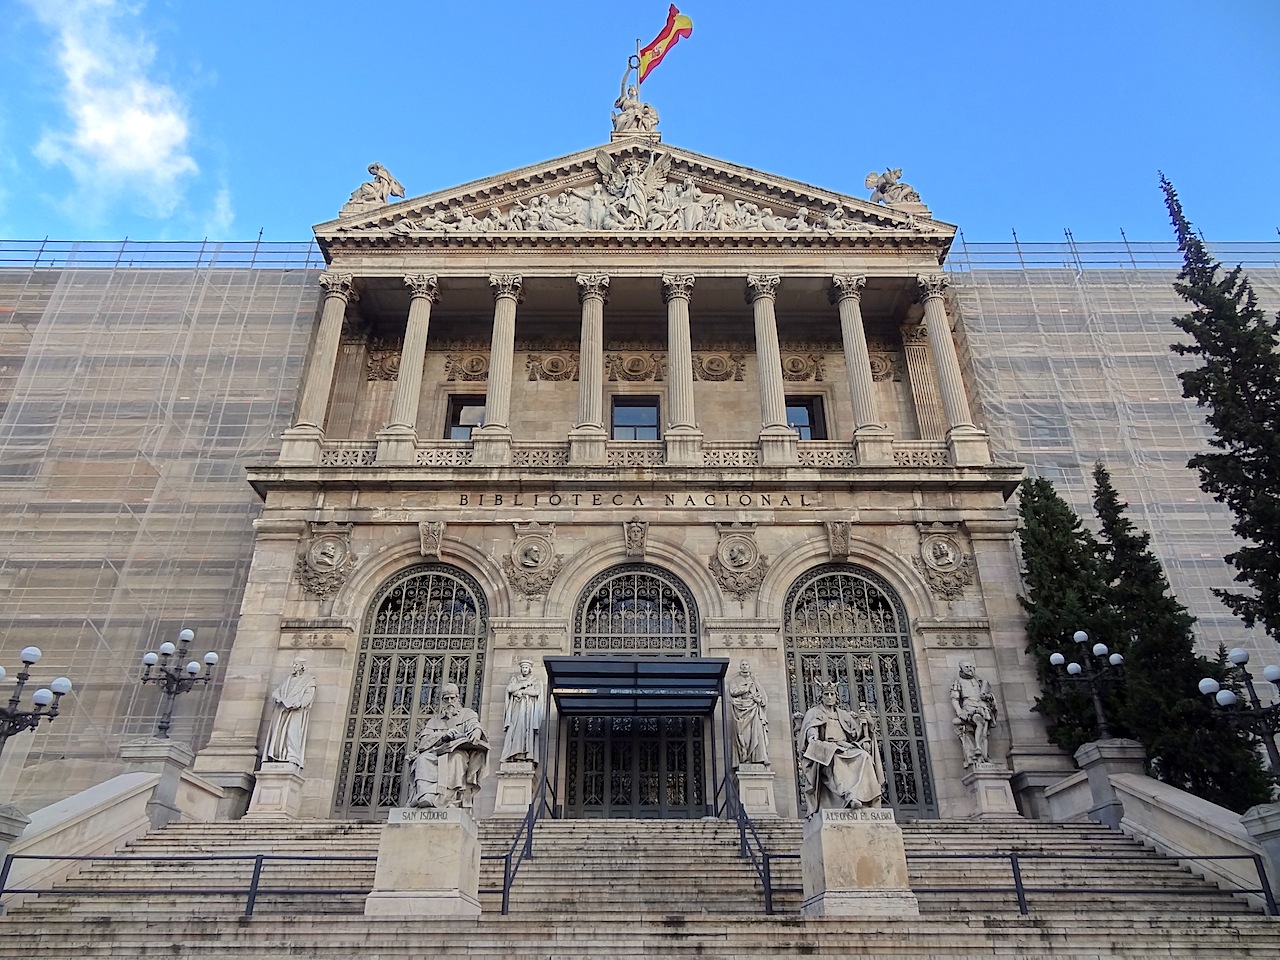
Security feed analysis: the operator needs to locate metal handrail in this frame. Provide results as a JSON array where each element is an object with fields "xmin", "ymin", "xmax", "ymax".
[
  {"xmin": 716, "ymin": 774, "xmax": 800, "ymax": 915},
  {"xmin": 0, "ymin": 852, "xmax": 376, "ymax": 919},
  {"xmin": 908, "ymin": 850, "xmax": 1277, "ymax": 916},
  {"xmin": 479, "ymin": 774, "xmax": 558, "ymax": 915}
]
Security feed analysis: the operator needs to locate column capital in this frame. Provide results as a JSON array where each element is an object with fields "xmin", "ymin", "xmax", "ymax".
[
  {"xmin": 661, "ymin": 274, "xmax": 695, "ymax": 303},
  {"xmin": 489, "ymin": 274, "xmax": 524, "ymax": 302},
  {"xmin": 914, "ymin": 274, "xmax": 949, "ymax": 301},
  {"xmin": 319, "ymin": 272, "xmax": 358, "ymax": 303},
  {"xmin": 576, "ymin": 274, "xmax": 610, "ymax": 304},
  {"xmin": 404, "ymin": 273, "xmax": 440, "ymax": 302},
  {"xmin": 745, "ymin": 275, "xmax": 780, "ymax": 304},
  {"xmin": 830, "ymin": 274, "xmax": 867, "ymax": 304}
]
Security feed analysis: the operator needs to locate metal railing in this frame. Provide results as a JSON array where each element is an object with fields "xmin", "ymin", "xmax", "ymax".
[
  {"xmin": 713, "ymin": 775, "xmax": 800, "ymax": 915},
  {"xmin": 0, "ymin": 852, "xmax": 376, "ymax": 919},
  {"xmin": 909, "ymin": 850, "xmax": 1277, "ymax": 916},
  {"xmin": 478, "ymin": 774, "xmax": 558, "ymax": 915}
]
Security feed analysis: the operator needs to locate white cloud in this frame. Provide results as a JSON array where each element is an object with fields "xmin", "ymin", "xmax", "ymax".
[
  {"xmin": 204, "ymin": 184, "xmax": 234, "ymax": 236},
  {"xmin": 28, "ymin": 0, "xmax": 197, "ymax": 219}
]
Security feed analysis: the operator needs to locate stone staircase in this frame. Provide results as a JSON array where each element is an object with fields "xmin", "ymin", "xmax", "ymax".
[{"xmin": 0, "ymin": 815, "xmax": 1276, "ymax": 958}]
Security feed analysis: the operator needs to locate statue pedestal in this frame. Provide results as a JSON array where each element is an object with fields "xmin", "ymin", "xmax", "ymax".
[
  {"xmin": 244, "ymin": 761, "xmax": 306, "ymax": 820},
  {"xmin": 120, "ymin": 738, "xmax": 195, "ymax": 829},
  {"xmin": 1074, "ymin": 738, "xmax": 1146, "ymax": 829},
  {"xmin": 962, "ymin": 762, "xmax": 1021, "ymax": 819},
  {"xmin": 801, "ymin": 809, "xmax": 919, "ymax": 918},
  {"xmin": 492, "ymin": 761, "xmax": 537, "ymax": 817},
  {"xmin": 734, "ymin": 764, "xmax": 778, "ymax": 819},
  {"xmin": 364, "ymin": 807, "xmax": 481, "ymax": 918}
]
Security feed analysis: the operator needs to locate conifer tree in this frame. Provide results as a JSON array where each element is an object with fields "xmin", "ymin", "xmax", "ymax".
[
  {"xmin": 1161, "ymin": 176, "xmax": 1280, "ymax": 644},
  {"xmin": 1016, "ymin": 476, "xmax": 1122, "ymax": 754},
  {"xmin": 1091, "ymin": 463, "xmax": 1270, "ymax": 812}
]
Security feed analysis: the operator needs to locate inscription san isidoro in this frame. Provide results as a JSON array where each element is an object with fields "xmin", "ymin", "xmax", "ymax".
[{"xmin": 457, "ymin": 491, "xmax": 819, "ymax": 508}]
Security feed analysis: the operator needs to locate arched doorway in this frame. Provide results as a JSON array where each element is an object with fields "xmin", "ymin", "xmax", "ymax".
[
  {"xmin": 333, "ymin": 563, "xmax": 489, "ymax": 819},
  {"xmin": 783, "ymin": 563, "xmax": 938, "ymax": 819},
  {"xmin": 565, "ymin": 563, "xmax": 704, "ymax": 818}
]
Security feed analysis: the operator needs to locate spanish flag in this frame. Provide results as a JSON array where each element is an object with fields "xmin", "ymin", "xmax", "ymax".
[{"xmin": 638, "ymin": 5, "xmax": 694, "ymax": 83}]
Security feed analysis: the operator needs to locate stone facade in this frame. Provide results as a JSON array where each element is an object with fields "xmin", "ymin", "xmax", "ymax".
[{"xmin": 185, "ymin": 132, "xmax": 1068, "ymax": 823}]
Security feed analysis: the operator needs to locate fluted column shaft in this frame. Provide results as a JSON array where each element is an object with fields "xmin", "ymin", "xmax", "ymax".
[
  {"xmin": 916, "ymin": 275, "xmax": 975, "ymax": 430},
  {"xmin": 295, "ymin": 273, "xmax": 357, "ymax": 430},
  {"xmin": 482, "ymin": 275, "xmax": 523, "ymax": 430},
  {"xmin": 662, "ymin": 275, "xmax": 696, "ymax": 430},
  {"xmin": 831, "ymin": 275, "xmax": 885, "ymax": 431},
  {"xmin": 386, "ymin": 274, "xmax": 439, "ymax": 431},
  {"xmin": 575, "ymin": 275, "xmax": 609, "ymax": 429},
  {"xmin": 747, "ymin": 275, "xmax": 788, "ymax": 429}
]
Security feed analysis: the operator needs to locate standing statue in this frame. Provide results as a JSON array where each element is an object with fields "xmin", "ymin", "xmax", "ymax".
[
  {"xmin": 799, "ymin": 682, "xmax": 884, "ymax": 815},
  {"xmin": 864, "ymin": 168, "xmax": 921, "ymax": 206},
  {"xmin": 263, "ymin": 658, "xmax": 317, "ymax": 767},
  {"xmin": 500, "ymin": 660, "xmax": 546, "ymax": 764},
  {"xmin": 951, "ymin": 660, "xmax": 997, "ymax": 766},
  {"xmin": 348, "ymin": 162, "xmax": 405, "ymax": 206},
  {"xmin": 728, "ymin": 659, "xmax": 769, "ymax": 766},
  {"xmin": 405, "ymin": 682, "xmax": 489, "ymax": 809},
  {"xmin": 612, "ymin": 66, "xmax": 660, "ymax": 133}
]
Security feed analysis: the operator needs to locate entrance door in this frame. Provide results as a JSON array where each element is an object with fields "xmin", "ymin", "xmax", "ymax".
[{"xmin": 564, "ymin": 715, "xmax": 705, "ymax": 818}]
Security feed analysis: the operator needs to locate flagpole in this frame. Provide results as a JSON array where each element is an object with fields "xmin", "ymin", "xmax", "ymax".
[{"xmin": 635, "ymin": 37, "xmax": 642, "ymax": 95}]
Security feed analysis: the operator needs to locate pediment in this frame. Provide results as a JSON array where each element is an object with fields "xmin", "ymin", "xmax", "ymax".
[{"xmin": 315, "ymin": 138, "xmax": 955, "ymax": 253}]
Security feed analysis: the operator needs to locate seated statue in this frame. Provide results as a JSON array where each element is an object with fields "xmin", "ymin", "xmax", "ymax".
[
  {"xmin": 799, "ymin": 682, "xmax": 884, "ymax": 815},
  {"xmin": 405, "ymin": 682, "xmax": 489, "ymax": 810}
]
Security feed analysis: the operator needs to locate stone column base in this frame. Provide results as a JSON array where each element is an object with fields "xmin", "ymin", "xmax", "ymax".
[
  {"xmin": 278, "ymin": 426, "xmax": 324, "ymax": 465},
  {"xmin": 945, "ymin": 426, "xmax": 992, "ymax": 467},
  {"xmin": 758, "ymin": 428, "xmax": 798, "ymax": 466},
  {"xmin": 1242, "ymin": 802, "xmax": 1280, "ymax": 893},
  {"xmin": 192, "ymin": 739, "xmax": 260, "ymax": 820},
  {"xmin": 365, "ymin": 807, "xmax": 482, "ymax": 918},
  {"xmin": 120, "ymin": 738, "xmax": 195, "ymax": 829},
  {"xmin": 244, "ymin": 762, "xmax": 306, "ymax": 820},
  {"xmin": 735, "ymin": 764, "xmax": 778, "ymax": 819},
  {"xmin": 800, "ymin": 808, "xmax": 919, "ymax": 918},
  {"xmin": 491, "ymin": 761, "xmax": 537, "ymax": 817},
  {"xmin": 854, "ymin": 428, "xmax": 894, "ymax": 465},
  {"xmin": 962, "ymin": 762, "xmax": 1022, "ymax": 819},
  {"xmin": 568, "ymin": 426, "xmax": 608, "ymax": 465},
  {"xmin": 375, "ymin": 426, "xmax": 418, "ymax": 465},
  {"xmin": 470, "ymin": 427, "xmax": 512, "ymax": 466},
  {"xmin": 1074, "ymin": 738, "xmax": 1146, "ymax": 830},
  {"xmin": 663, "ymin": 428, "xmax": 703, "ymax": 466}
]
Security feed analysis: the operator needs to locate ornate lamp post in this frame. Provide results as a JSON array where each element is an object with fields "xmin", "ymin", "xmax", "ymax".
[
  {"xmin": 1198, "ymin": 647, "xmax": 1280, "ymax": 783},
  {"xmin": 139, "ymin": 628, "xmax": 219, "ymax": 739},
  {"xmin": 0, "ymin": 647, "xmax": 72, "ymax": 758},
  {"xmin": 1048, "ymin": 629, "xmax": 1124, "ymax": 740}
]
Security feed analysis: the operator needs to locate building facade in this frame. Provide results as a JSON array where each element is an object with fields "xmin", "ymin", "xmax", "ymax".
[{"xmin": 0, "ymin": 128, "xmax": 1274, "ymax": 822}]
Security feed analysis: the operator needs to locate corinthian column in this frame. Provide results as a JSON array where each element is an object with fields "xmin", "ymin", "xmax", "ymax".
[
  {"xmin": 472, "ymin": 274, "xmax": 522, "ymax": 465},
  {"xmin": 832, "ymin": 275, "xmax": 893, "ymax": 464},
  {"xmin": 661, "ymin": 274, "xmax": 702, "ymax": 465},
  {"xmin": 569, "ymin": 274, "xmax": 609, "ymax": 464},
  {"xmin": 280, "ymin": 272, "xmax": 357, "ymax": 464},
  {"xmin": 377, "ymin": 274, "xmax": 439, "ymax": 464},
  {"xmin": 747, "ymin": 275, "xmax": 797, "ymax": 465},
  {"xmin": 915, "ymin": 275, "xmax": 990, "ymax": 466}
]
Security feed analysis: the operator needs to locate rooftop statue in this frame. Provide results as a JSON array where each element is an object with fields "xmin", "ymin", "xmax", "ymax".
[
  {"xmin": 612, "ymin": 66, "xmax": 660, "ymax": 134},
  {"xmin": 865, "ymin": 168, "xmax": 921, "ymax": 206},
  {"xmin": 347, "ymin": 162, "xmax": 405, "ymax": 207}
]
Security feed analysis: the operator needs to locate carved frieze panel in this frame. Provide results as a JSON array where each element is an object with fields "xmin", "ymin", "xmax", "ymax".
[
  {"xmin": 868, "ymin": 353, "xmax": 904, "ymax": 382},
  {"xmin": 340, "ymin": 316, "xmax": 369, "ymax": 345},
  {"xmin": 825, "ymin": 520, "xmax": 852, "ymax": 560},
  {"xmin": 294, "ymin": 523, "xmax": 356, "ymax": 600},
  {"xmin": 605, "ymin": 352, "xmax": 666, "ymax": 382},
  {"xmin": 709, "ymin": 523, "xmax": 769, "ymax": 601},
  {"xmin": 692, "ymin": 352, "xmax": 746, "ymax": 381},
  {"xmin": 366, "ymin": 349, "xmax": 401, "ymax": 381},
  {"xmin": 622, "ymin": 517, "xmax": 648, "ymax": 557},
  {"xmin": 500, "ymin": 521, "xmax": 564, "ymax": 599},
  {"xmin": 526, "ymin": 353, "xmax": 580, "ymax": 381},
  {"xmin": 781, "ymin": 353, "xmax": 825, "ymax": 382},
  {"xmin": 911, "ymin": 524, "xmax": 976, "ymax": 601},
  {"xmin": 445, "ymin": 353, "xmax": 490, "ymax": 381},
  {"xmin": 419, "ymin": 521, "xmax": 445, "ymax": 557}
]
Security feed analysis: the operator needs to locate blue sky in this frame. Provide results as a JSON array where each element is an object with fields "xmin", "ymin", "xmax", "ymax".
[{"xmin": 0, "ymin": 0, "xmax": 1276, "ymax": 243}]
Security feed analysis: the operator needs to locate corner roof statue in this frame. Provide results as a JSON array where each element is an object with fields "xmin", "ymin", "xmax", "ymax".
[
  {"xmin": 341, "ymin": 162, "xmax": 405, "ymax": 216},
  {"xmin": 865, "ymin": 168, "xmax": 922, "ymax": 207},
  {"xmin": 612, "ymin": 65, "xmax": 660, "ymax": 135}
]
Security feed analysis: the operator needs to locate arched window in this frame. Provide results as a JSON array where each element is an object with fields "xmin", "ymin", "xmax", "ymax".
[
  {"xmin": 783, "ymin": 563, "xmax": 937, "ymax": 819},
  {"xmin": 573, "ymin": 563, "xmax": 699, "ymax": 656},
  {"xmin": 334, "ymin": 563, "xmax": 488, "ymax": 818}
]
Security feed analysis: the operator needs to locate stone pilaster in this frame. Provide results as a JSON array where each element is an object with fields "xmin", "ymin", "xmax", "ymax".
[
  {"xmin": 901, "ymin": 323, "xmax": 946, "ymax": 442},
  {"xmin": 279, "ymin": 272, "xmax": 357, "ymax": 464},
  {"xmin": 915, "ymin": 275, "xmax": 990, "ymax": 466},
  {"xmin": 377, "ymin": 274, "xmax": 439, "ymax": 464},
  {"xmin": 747, "ymin": 275, "xmax": 797, "ymax": 466},
  {"xmin": 661, "ymin": 274, "xmax": 702, "ymax": 465},
  {"xmin": 569, "ymin": 274, "xmax": 609, "ymax": 464},
  {"xmin": 832, "ymin": 275, "xmax": 893, "ymax": 464},
  {"xmin": 472, "ymin": 274, "xmax": 522, "ymax": 465}
]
